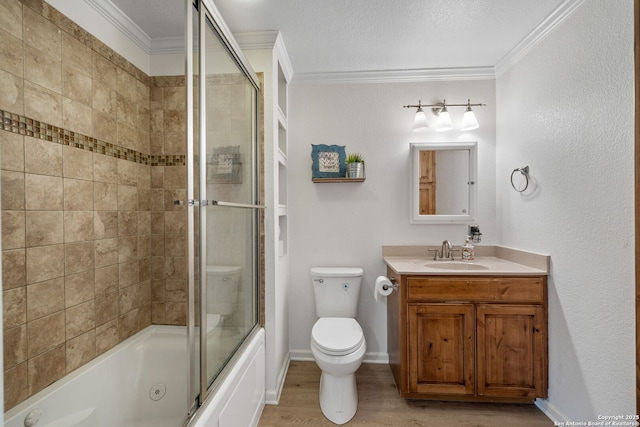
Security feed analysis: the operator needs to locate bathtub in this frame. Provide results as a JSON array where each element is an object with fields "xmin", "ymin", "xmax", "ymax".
[{"xmin": 4, "ymin": 325, "xmax": 266, "ymax": 427}]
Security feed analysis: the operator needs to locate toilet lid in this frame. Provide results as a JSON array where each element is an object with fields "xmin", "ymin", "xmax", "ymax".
[{"xmin": 312, "ymin": 318, "xmax": 364, "ymax": 356}]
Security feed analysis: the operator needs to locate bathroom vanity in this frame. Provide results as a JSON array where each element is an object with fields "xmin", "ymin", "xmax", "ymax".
[{"xmin": 383, "ymin": 246, "xmax": 549, "ymax": 403}]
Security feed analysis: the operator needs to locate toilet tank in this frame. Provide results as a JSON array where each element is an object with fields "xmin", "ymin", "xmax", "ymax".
[
  {"xmin": 206, "ymin": 265, "xmax": 242, "ymax": 315},
  {"xmin": 311, "ymin": 267, "xmax": 363, "ymax": 318}
]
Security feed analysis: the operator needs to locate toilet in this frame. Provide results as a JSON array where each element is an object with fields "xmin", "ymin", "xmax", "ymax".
[
  {"xmin": 310, "ymin": 267, "xmax": 366, "ymax": 425},
  {"xmin": 205, "ymin": 265, "xmax": 242, "ymax": 331}
]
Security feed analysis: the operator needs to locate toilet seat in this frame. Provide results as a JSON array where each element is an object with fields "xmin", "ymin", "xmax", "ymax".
[{"xmin": 312, "ymin": 318, "xmax": 364, "ymax": 356}]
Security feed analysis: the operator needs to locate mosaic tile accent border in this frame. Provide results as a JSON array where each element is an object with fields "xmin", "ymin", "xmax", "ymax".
[{"xmin": 0, "ymin": 109, "xmax": 186, "ymax": 167}]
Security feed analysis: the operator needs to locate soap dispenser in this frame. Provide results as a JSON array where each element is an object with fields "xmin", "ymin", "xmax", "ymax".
[{"xmin": 461, "ymin": 236, "xmax": 475, "ymax": 261}]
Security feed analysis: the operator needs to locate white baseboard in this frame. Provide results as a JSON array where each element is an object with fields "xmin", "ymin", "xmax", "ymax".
[
  {"xmin": 290, "ymin": 349, "xmax": 389, "ymax": 364},
  {"xmin": 265, "ymin": 352, "xmax": 291, "ymax": 405},
  {"xmin": 535, "ymin": 398, "xmax": 566, "ymax": 424}
]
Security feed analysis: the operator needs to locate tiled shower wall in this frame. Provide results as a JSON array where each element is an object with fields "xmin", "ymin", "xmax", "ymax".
[{"xmin": 0, "ymin": 0, "xmax": 187, "ymax": 410}]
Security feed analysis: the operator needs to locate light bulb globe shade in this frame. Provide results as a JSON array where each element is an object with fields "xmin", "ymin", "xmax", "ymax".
[
  {"xmin": 412, "ymin": 107, "xmax": 429, "ymax": 132},
  {"xmin": 435, "ymin": 108, "xmax": 453, "ymax": 132},
  {"xmin": 461, "ymin": 107, "xmax": 479, "ymax": 131}
]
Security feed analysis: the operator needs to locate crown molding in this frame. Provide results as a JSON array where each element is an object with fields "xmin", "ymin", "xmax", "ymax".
[
  {"xmin": 494, "ymin": 0, "xmax": 586, "ymax": 77},
  {"xmin": 84, "ymin": 0, "xmax": 152, "ymax": 54},
  {"xmin": 150, "ymin": 37, "xmax": 184, "ymax": 55},
  {"xmin": 291, "ymin": 67, "xmax": 496, "ymax": 85}
]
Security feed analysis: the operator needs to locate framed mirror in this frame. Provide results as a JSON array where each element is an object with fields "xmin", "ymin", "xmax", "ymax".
[{"xmin": 410, "ymin": 142, "xmax": 477, "ymax": 224}]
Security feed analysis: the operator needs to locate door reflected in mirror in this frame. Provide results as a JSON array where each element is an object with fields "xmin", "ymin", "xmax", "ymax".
[{"xmin": 410, "ymin": 142, "xmax": 477, "ymax": 224}]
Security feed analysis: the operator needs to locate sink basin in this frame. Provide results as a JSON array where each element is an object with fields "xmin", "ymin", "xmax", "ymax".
[{"xmin": 424, "ymin": 261, "xmax": 489, "ymax": 271}]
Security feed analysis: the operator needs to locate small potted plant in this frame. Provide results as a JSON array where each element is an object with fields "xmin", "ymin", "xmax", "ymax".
[{"xmin": 345, "ymin": 153, "xmax": 365, "ymax": 178}]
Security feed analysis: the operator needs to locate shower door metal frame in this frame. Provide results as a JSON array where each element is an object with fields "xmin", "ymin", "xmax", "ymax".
[{"xmin": 185, "ymin": 0, "xmax": 263, "ymax": 414}]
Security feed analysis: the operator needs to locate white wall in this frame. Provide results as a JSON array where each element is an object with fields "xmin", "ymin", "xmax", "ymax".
[
  {"xmin": 496, "ymin": 0, "xmax": 635, "ymax": 421},
  {"xmin": 288, "ymin": 80, "xmax": 496, "ymax": 360}
]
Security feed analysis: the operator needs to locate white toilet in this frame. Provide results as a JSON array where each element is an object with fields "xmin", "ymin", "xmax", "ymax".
[
  {"xmin": 310, "ymin": 267, "xmax": 366, "ymax": 425},
  {"xmin": 205, "ymin": 265, "xmax": 241, "ymax": 331}
]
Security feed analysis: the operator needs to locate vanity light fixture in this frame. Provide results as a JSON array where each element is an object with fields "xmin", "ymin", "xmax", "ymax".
[{"xmin": 403, "ymin": 99, "xmax": 485, "ymax": 132}]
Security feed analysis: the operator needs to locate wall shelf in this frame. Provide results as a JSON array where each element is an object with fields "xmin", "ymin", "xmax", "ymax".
[{"xmin": 312, "ymin": 177, "xmax": 366, "ymax": 183}]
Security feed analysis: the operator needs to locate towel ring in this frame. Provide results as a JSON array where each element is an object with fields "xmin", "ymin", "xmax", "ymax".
[{"xmin": 510, "ymin": 166, "xmax": 530, "ymax": 193}]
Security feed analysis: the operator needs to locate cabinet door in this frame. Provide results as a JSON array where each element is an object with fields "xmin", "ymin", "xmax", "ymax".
[
  {"xmin": 408, "ymin": 303, "xmax": 474, "ymax": 395},
  {"xmin": 476, "ymin": 305, "xmax": 547, "ymax": 398}
]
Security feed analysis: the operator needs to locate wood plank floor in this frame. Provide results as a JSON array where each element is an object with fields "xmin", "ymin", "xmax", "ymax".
[{"xmin": 258, "ymin": 361, "xmax": 554, "ymax": 427}]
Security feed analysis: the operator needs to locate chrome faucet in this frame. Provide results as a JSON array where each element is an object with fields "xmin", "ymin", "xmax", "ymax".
[{"xmin": 428, "ymin": 240, "xmax": 459, "ymax": 260}]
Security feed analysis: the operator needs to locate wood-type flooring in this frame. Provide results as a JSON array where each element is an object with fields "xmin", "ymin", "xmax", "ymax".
[{"xmin": 258, "ymin": 361, "xmax": 554, "ymax": 427}]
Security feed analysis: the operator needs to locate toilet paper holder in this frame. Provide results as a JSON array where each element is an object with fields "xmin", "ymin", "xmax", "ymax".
[{"xmin": 383, "ymin": 278, "xmax": 398, "ymax": 292}]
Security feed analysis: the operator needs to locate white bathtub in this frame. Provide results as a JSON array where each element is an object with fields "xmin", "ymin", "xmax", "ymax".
[{"xmin": 4, "ymin": 325, "xmax": 266, "ymax": 427}]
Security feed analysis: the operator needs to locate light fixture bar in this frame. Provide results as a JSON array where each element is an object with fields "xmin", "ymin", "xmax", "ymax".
[
  {"xmin": 404, "ymin": 99, "xmax": 486, "ymax": 132},
  {"xmin": 403, "ymin": 100, "xmax": 486, "ymax": 109}
]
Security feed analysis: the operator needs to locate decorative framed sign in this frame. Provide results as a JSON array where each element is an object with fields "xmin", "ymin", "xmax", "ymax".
[
  {"xmin": 311, "ymin": 144, "xmax": 346, "ymax": 179},
  {"xmin": 207, "ymin": 146, "xmax": 242, "ymax": 184}
]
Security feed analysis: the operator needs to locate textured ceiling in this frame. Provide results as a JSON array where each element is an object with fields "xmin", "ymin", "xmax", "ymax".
[{"xmin": 110, "ymin": 0, "xmax": 567, "ymax": 75}]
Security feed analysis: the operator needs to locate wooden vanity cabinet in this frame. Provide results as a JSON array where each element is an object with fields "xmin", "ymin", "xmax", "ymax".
[{"xmin": 386, "ymin": 268, "xmax": 548, "ymax": 403}]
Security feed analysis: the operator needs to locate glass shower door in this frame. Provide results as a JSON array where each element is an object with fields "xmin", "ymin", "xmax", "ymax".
[{"xmin": 187, "ymin": 0, "xmax": 261, "ymax": 411}]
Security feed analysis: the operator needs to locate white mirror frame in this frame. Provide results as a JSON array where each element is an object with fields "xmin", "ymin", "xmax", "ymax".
[{"xmin": 410, "ymin": 141, "xmax": 478, "ymax": 224}]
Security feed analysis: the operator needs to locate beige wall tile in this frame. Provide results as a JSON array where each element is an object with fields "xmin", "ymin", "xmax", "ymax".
[
  {"xmin": 64, "ymin": 269, "xmax": 94, "ymax": 307},
  {"xmin": 3, "ymin": 324, "xmax": 27, "ymax": 369},
  {"xmin": 61, "ymin": 32, "xmax": 92, "ymax": 77},
  {"xmin": 150, "ymin": 110, "xmax": 163, "ymax": 132},
  {"xmin": 139, "ymin": 258, "xmax": 150, "ymax": 282},
  {"xmin": 95, "ymin": 291, "xmax": 117, "ymax": 326},
  {"xmin": 138, "ymin": 303, "xmax": 151, "ymax": 329},
  {"xmin": 164, "ymin": 256, "xmax": 186, "ymax": 281},
  {"xmin": 25, "ymin": 210, "xmax": 63, "ymax": 247},
  {"xmin": 139, "ymin": 279, "xmax": 151, "ymax": 305},
  {"xmin": 118, "ymin": 283, "xmax": 139, "ymax": 314},
  {"xmin": 62, "ymin": 97, "xmax": 92, "ymax": 136},
  {"xmin": 63, "ymin": 211, "xmax": 94, "ymax": 242},
  {"xmin": 166, "ymin": 279, "xmax": 186, "ymax": 302},
  {"xmin": 95, "ymin": 319, "xmax": 117, "ymax": 355},
  {"xmin": 27, "ymin": 344, "xmax": 65, "ymax": 395},
  {"xmin": 63, "ymin": 178, "xmax": 93, "ymax": 211},
  {"xmin": 24, "ymin": 45, "xmax": 61, "ymax": 94},
  {"xmin": 150, "ymin": 256, "xmax": 164, "ymax": 279},
  {"xmin": 93, "ymin": 81, "xmax": 116, "ymax": 115},
  {"xmin": 118, "ymin": 260, "xmax": 139, "ymax": 288},
  {"xmin": 0, "ymin": 28, "xmax": 24, "ymax": 77},
  {"xmin": 164, "ymin": 211, "xmax": 186, "ymax": 235},
  {"xmin": 2, "ymin": 210, "xmax": 25, "ymax": 249},
  {"xmin": 95, "ymin": 264, "xmax": 118, "ymax": 295},
  {"xmin": 0, "ymin": 131, "xmax": 25, "ymax": 172},
  {"xmin": 2, "ymin": 249, "xmax": 25, "ymax": 290},
  {"xmin": 26, "ymin": 277, "xmax": 64, "ymax": 321},
  {"xmin": 138, "ymin": 188, "xmax": 150, "ymax": 211},
  {"xmin": 118, "ymin": 308, "xmax": 139, "ymax": 340},
  {"xmin": 63, "ymin": 66, "xmax": 92, "ymax": 105},
  {"xmin": 164, "ymin": 233, "xmax": 187, "ymax": 258},
  {"xmin": 117, "ymin": 184, "xmax": 137, "ymax": 211},
  {"xmin": 151, "ymin": 302, "xmax": 165, "ymax": 324},
  {"xmin": 24, "ymin": 137, "xmax": 62, "ymax": 176},
  {"xmin": 23, "ymin": 7, "xmax": 61, "ymax": 60},
  {"xmin": 163, "ymin": 86, "xmax": 184, "ymax": 110},
  {"xmin": 94, "ymin": 211, "xmax": 118, "ymax": 240},
  {"xmin": 64, "ymin": 241, "xmax": 94, "ymax": 274},
  {"xmin": 137, "ymin": 211, "xmax": 150, "ymax": 236},
  {"xmin": 164, "ymin": 131, "xmax": 186, "ymax": 155},
  {"xmin": 3, "ymin": 286, "xmax": 26, "ymax": 328},
  {"xmin": 65, "ymin": 300, "xmax": 94, "ymax": 339},
  {"xmin": 2, "ymin": 170, "xmax": 25, "ymax": 210},
  {"xmin": 151, "ymin": 279, "xmax": 165, "ymax": 302},
  {"xmin": 0, "ymin": 69, "xmax": 24, "ymax": 113},
  {"xmin": 118, "ymin": 211, "xmax": 137, "ymax": 237},
  {"xmin": 116, "ymin": 121, "xmax": 137, "ymax": 152},
  {"xmin": 93, "ymin": 153, "xmax": 117, "ymax": 184},
  {"xmin": 26, "ymin": 244, "xmax": 64, "ymax": 284},
  {"xmin": 164, "ymin": 189, "xmax": 185, "ymax": 212},
  {"xmin": 117, "ymin": 235, "xmax": 137, "ymax": 264},
  {"xmin": 24, "ymin": 80, "xmax": 62, "ymax": 127},
  {"xmin": 150, "ymin": 234, "xmax": 164, "ymax": 257},
  {"xmin": 163, "ymin": 166, "xmax": 186, "ymax": 189},
  {"xmin": 92, "ymin": 110, "xmax": 117, "ymax": 144},
  {"xmin": 66, "ymin": 329, "xmax": 95, "ymax": 373},
  {"xmin": 117, "ymin": 159, "xmax": 137, "ymax": 186},
  {"xmin": 25, "ymin": 173, "xmax": 62, "ymax": 210},
  {"xmin": 4, "ymin": 362, "xmax": 28, "ymax": 409},
  {"xmin": 136, "ymin": 163, "xmax": 150, "ymax": 189},
  {"xmin": 165, "ymin": 302, "xmax": 186, "ymax": 325},
  {"xmin": 27, "ymin": 311, "xmax": 64, "ymax": 357},
  {"xmin": 150, "ymin": 189, "xmax": 164, "ymax": 212},
  {"xmin": 63, "ymin": 146, "xmax": 93, "ymax": 180},
  {"xmin": 95, "ymin": 237, "xmax": 118, "ymax": 268},
  {"xmin": 93, "ymin": 53, "xmax": 116, "ymax": 90},
  {"xmin": 0, "ymin": 0, "xmax": 23, "ymax": 40}
]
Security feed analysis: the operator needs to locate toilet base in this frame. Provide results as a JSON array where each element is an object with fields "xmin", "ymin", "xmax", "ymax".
[{"xmin": 319, "ymin": 371, "xmax": 357, "ymax": 425}]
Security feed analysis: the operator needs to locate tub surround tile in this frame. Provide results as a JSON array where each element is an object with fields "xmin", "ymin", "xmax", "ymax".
[
  {"xmin": 0, "ymin": 28, "xmax": 24, "ymax": 78},
  {"xmin": 24, "ymin": 44, "xmax": 62, "ymax": 94},
  {"xmin": 26, "ymin": 277, "xmax": 64, "ymax": 321},
  {"xmin": 118, "ymin": 308, "xmax": 139, "ymax": 340},
  {"xmin": 61, "ymin": 32, "xmax": 92, "ymax": 77},
  {"xmin": 119, "ymin": 260, "xmax": 139, "ymax": 288},
  {"xmin": 63, "ymin": 178, "xmax": 94, "ymax": 211},
  {"xmin": 95, "ymin": 319, "xmax": 118, "ymax": 355},
  {"xmin": 66, "ymin": 329, "xmax": 96, "ymax": 373},
  {"xmin": 4, "ymin": 324, "xmax": 27, "ymax": 369},
  {"xmin": 25, "ymin": 173, "xmax": 63, "ymax": 210},
  {"xmin": 0, "ymin": 0, "xmax": 23, "ymax": 40},
  {"xmin": 4, "ymin": 362, "xmax": 28, "ymax": 409},
  {"xmin": 2, "ymin": 170, "xmax": 25, "ymax": 209},
  {"xmin": 0, "ymin": 70, "xmax": 24, "ymax": 114},
  {"xmin": 117, "ymin": 235, "xmax": 138, "ymax": 263},
  {"xmin": 27, "ymin": 311, "xmax": 64, "ymax": 357},
  {"xmin": 65, "ymin": 300, "xmax": 95, "ymax": 339},
  {"xmin": 63, "ymin": 211, "xmax": 94, "ymax": 242},
  {"xmin": 64, "ymin": 269, "xmax": 94, "ymax": 307},
  {"xmin": 63, "ymin": 146, "xmax": 93, "ymax": 180},
  {"xmin": 94, "ymin": 210, "xmax": 118, "ymax": 239},
  {"xmin": 94, "ymin": 264, "xmax": 118, "ymax": 296},
  {"xmin": 118, "ymin": 284, "xmax": 139, "ymax": 314},
  {"xmin": 151, "ymin": 302, "xmax": 166, "ymax": 324},
  {"xmin": 2, "ymin": 249, "xmax": 26, "ymax": 289},
  {"xmin": 95, "ymin": 237, "xmax": 118, "ymax": 268},
  {"xmin": 64, "ymin": 241, "xmax": 94, "ymax": 274},
  {"xmin": 95, "ymin": 291, "xmax": 117, "ymax": 326},
  {"xmin": 3, "ymin": 286, "xmax": 26, "ymax": 329},
  {"xmin": 26, "ymin": 244, "xmax": 64, "ymax": 284},
  {"xmin": 164, "ymin": 302, "xmax": 186, "ymax": 325},
  {"xmin": 24, "ymin": 80, "xmax": 62, "ymax": 128},
  {"xmin": 25, "ymin": 210, "xmax": 63, "ymax": 246},
  {"xmin": 23, "ymin": 6, "xmax": 61, "ymax": 60},
  {"xmin": 93, "ymin": 153, "xmax": 117, "ymax": 183},
  {"xmin": 62, "ymin": 97, "xmax": 93, "ymax": 136},
  {"xmin": 27, "ymin": 344, "xmax": 65, "ymax": 396},
  {"xmin": 62, "ymin": 66, "xmax": 92, "ymax": 106}
]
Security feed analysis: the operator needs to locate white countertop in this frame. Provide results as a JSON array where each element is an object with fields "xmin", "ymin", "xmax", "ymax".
[{"xmin": 382, "ymin": 245, "xmax": 549, "ymax": 276}]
